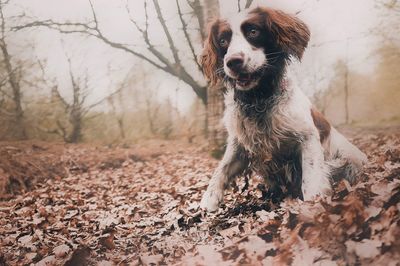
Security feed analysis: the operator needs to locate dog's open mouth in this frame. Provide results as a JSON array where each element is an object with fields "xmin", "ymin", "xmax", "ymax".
[{"xmin": 234, "ymin": 71, "xmax": 263, "ymax": 87}]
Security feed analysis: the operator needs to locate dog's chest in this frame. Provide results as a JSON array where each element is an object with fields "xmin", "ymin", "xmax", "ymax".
[
  {"xmin": 229, "ymin": 103, "xmax": 303, "ymax": 196},
  {"xmin": 229, "ymin": 104, "xmax": 298, "ymax": 160}
]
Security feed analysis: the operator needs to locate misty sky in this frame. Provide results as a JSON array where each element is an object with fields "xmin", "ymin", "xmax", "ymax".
[{"xmin": 8, "ymin": 0, "xmax": 381, "ymax": 112}]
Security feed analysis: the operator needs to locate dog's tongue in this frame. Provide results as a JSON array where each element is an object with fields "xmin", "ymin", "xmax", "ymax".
[
  {"xmin": 237, "ymin": 73, "xmax": 252, "ymax": 87},
  {"xmin": 238, "ymin": 73, "xmax": 251, "ymax": 81}
]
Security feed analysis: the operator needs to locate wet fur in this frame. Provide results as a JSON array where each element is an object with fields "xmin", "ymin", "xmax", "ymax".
[{"xmin": 199, "ymin": 7, "xmax": 367, "ymax": 211}]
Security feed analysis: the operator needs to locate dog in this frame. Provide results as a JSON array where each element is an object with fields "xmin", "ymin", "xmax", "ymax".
[{"xmin": 199, "ymin": 7, "xmax": 367, "ymax": 211}]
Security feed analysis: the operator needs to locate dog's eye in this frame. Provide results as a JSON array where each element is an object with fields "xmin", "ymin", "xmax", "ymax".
[
  {"xmin": 247, "ymin": 28, "xmax": 260, "ymax": 39},
  {"xmin": 219, "ymin": 38, "xmax": 229, "ymax": 48}
]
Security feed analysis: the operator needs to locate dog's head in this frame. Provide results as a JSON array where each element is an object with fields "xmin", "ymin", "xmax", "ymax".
[{"xmin": 200, "ymin": 7, "xmax": 310, "ymax": 91}]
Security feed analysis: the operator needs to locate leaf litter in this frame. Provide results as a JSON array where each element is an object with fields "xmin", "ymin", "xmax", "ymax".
[{"xmin": 0, "ymin": 129, "xmax": 399, "ymax": 265}]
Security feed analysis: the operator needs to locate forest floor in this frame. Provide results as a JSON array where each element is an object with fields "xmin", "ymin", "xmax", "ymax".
[{"xmin": 0, "ymin": 126, "xmax": 399, "ymax": 265}]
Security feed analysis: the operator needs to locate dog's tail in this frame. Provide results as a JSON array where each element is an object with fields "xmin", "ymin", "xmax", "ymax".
[
  {"xmin": 326, "ymin": 127, "xmax": 367, "ymax": 184},
  {"xmin": 327, "ymin": 155, "xmax": 364, "ymax": 184}
]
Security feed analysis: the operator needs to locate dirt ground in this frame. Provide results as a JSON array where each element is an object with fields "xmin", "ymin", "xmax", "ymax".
[{"xmin": 0, "ymin": 127, "xmax": 399, "ymax": 265}]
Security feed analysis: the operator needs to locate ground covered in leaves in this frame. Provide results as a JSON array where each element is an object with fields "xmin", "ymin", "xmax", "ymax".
[{"xmin": 0, "ymin": 127, "xmax": 399, "ymax": 265}]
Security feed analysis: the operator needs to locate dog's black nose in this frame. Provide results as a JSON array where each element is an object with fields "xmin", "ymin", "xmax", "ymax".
[{"xmin": 226, "ymin": 56, "xmax": 244, "ymax": 72}]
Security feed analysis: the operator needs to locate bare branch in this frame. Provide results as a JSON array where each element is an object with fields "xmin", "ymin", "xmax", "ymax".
[
  {"xmin": 176, "ymin": 0, "xmax": 202, "ymax": 71},
  {"xmin": 35, "ymin": 56, "xmax": 58, "ymax": 90},
  {"xmin": 0, "ymin": 1, "xmax": 27, "ymax": 139},
  {"xmin": 36, "ymin": 57, "xmax": 47, "ymax": 78},
  {"xmin": 83, "ymin": 86, "xmax": 124, "ymax": 113},
  {"xmin": 13, "ymin": 19, "xmax": 95, "ymax": 33},
  {"xmin": 245, "ymin": 0, "xmax": 253, "ymax": 9},
  {"xmin": 51, "ymin": 86, "xmax": 69, "ymax": 109},
  {"xmin": 0, "ymin": 75, "xmax": 9, "ymax": 88},
  {"xmin": 125, "ymin": 1, "xmax": 174, "ymax": 68},
  {"xmin": 0, "ymin": 66, "xmax": 19, "ymax": 91},
  {"xmin": 152, "ymin": 0, "xmax": 182, "ymax": 65},
  {"xmin": 13, "ymin": 0, "xmax": 208, "ymax": 104},
  {"xmin": 88, "ymin": 0, "xmax": 99, "ymax": 27},
  {"xmin": 0, "ymin": 0, "xmax": 6, "ymax": 40},
  {"xmin": 186, "ymin": 0, "xmax": 205, "ymax": 41},
  {"xmin": 13, "ymin": 19, "xmax": 167, "ymax": 71},
  {"xmin": 56, "ymin": 120, "xmax": 68, "ymax": 141}
]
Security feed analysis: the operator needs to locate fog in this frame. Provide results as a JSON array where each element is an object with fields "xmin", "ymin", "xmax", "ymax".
[
  {"xmin": 0, "ymin": 0, "xmax": 398, "ymax": 142},
  {"xmin": 9, "ymin": 0, "xmax": 380, "ymax": 109}
]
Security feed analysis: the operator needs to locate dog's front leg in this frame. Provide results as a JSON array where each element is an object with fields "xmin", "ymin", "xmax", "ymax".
[
  {"xmin": 200, "ymin": 138, "xmax": 248, "ymax": 212},
  {"xmin": 301, "ymin": 136, "xmax": 331, "ymax": 201}
]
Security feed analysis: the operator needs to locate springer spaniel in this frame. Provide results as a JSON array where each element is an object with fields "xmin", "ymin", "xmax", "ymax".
[{"xmin": 199, "ymin": 7, "xmax": 367, "ymax": 211}]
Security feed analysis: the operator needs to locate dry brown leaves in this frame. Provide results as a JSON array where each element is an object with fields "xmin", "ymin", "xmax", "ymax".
[{"xmin": 0, "ymin": 129, "xmax": 399, "ymax": 265}]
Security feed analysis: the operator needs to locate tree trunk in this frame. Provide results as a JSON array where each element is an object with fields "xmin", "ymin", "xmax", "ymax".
[
  {"xmin": 117, "ymin": 118, "xmax": 125, "ymax": 140},
  {"xmin": 344, "ymin": 39, "xmax": 350, "ymax": 124},
  {"xmin": 68, "ymin": 108, "xmax": 82, "ymax": 143},
  {"xmin": 207, "ymin": 82, "xmax": 225, "ymax": 156},
  {"xmin": 202, "ymin": 0, "xmax": 226, "ymax": 157},
  {"xmin": 0, "ymin": 42, "xmax": 27, "ymax": 140},
  {"xmin": 0, "ymin": 1, "xmax": 27, "ymax": 140}
]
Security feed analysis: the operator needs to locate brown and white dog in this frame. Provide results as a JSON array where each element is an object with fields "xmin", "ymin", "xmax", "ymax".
[{"xmin": 199, "ymin": 7, "xmax": 367, "ymax": 211}]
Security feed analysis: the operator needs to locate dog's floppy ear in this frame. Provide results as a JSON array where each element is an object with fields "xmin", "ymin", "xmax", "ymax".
[
  {"xmin": 261, "ymin": 8, "xmax": 310, "ymax": 60},
  {"xmin": 199, "ymin": 20, "xmax": 220, "ymax": 85}
]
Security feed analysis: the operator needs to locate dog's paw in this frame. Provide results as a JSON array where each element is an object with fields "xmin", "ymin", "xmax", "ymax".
[
  {"xmin": 302, "ymin": 183, "xmax": 331, "ymax": 201},
  {"xmin": 200, "ymin": 189, "xmax": 222, "ymax": 212}
]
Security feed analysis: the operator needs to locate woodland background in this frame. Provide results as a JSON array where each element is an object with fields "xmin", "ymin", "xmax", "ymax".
[
  {"xmin": 0, "ymin": 0, "xmax": 400, "ymax": 265},
  {"xmin": 0, "ymin": 0, "xmax": 398, "ymax": 147}
]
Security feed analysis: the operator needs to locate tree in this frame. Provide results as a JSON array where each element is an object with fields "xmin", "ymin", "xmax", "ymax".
[
  {"xmin": 202, "ymin": 0, "xmax": 225, "ymax": 155},
  {"xmin": 369, "ymin": 43, "xmax": 400, "ymax": 123},
  {"xmin": 375, "ymin": 0, "xmax": 400, "ymax": 46},
  {"xmin": 14, "ymin": 0, "xmax": 256, "ymax": 147},
  {"xmin": 144, "ymin": 86, "xmax": 161, "ymax": 136},
  {"xmin": 316, "ymin": 60, "xmax": 350, "ymax": 125},
  {"xmin": 14, "ymin": 0, "xmax": 259, "ymax": 147},
  {"xmin": 203, "ymin": 0, "xmax": 253, "ymax": 155},
  {"xmin": 14, "ymin": 0, "xmax": 207, "ymax": 105},
  {"xmin": 0, "ymin": 0, "xmax": 26, "ymax": 139},
  {"xmin": 107, "ymin": 90, "xmax": 126, "ymax": 141},
  {"xmin": 43, "ymin": 56, "xmax": 121, "ymax": 143},
  {"xmin": 49, "ymin": 60, "xmax": 87, "ymax": 143}
]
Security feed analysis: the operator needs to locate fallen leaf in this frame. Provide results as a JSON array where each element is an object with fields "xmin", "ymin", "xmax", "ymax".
[
  {"xmin": 346, "ymin": 239, "xmax": 381, "ymax": 259},
  {"xmin": 53, "ymin": 244, "xmax": 70, "ymax": 258}
]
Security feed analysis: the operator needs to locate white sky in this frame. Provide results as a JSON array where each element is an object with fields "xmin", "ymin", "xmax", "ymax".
[{"xmin": 7, "ymin": 0, "xmax": 380, "ymax": 112}]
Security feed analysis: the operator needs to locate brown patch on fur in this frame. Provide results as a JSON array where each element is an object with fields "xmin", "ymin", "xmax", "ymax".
[
  {"xmin": 199, "ymin": 20, "xmax": 230, "ymax": 86},
  {"xmin": 200, "ymin": 7, "xmax": 309, "ymax": 85},
  {"xmin": 311, "ymin": 108, "xmax": 331, "ymax": 144},
  {"xmin": 250, "ymin": 7, "xmax": 310, "ymax": 59},
  {"xmin": 241, "ymin": 13, "xmax": 265, "ymax": 31}
]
